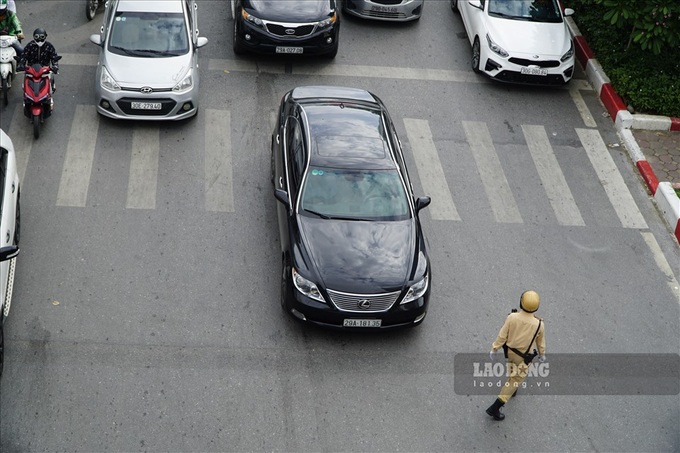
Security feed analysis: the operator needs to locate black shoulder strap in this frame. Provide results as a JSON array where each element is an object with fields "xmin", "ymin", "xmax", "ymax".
[{"xmin": 524, "ymin": 319, "xmax": 542, "ymax": 355}]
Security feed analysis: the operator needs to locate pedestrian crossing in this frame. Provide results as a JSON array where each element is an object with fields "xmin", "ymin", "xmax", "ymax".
[{"xmin": 6, "ymin": 104, "xmax": 647, "ymax": 229}]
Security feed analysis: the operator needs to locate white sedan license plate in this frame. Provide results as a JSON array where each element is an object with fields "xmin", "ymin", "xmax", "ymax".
[
  {"xmin": 521, "ymin": 67, "xmax": 548, "ymax": 76},
  {"xmin": 343, "ymin": 319, "xmax": 382, "ymax": 328},
  {"xmin": 131, "ymin": 101, "xmax": 162, "ymax": 110},
  {"xmin": 276, "ymin": 46, "xmax": 303, "ymax": 54}
]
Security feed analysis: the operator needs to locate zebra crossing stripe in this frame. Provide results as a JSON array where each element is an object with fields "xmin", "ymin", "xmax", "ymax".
[
  {"xmin": 462, "ymin": 121, "xmax": 522, "ymax": 224},
  {"xmin": 403, "ymin": 119, "xmax": 460, "ymax": 221},
  {"xmin": 204, "ymin": 109, "xmax": 234, "ymax": 212},
  {"xmin": 522, "ymin": 125, "xmax": 585, "ymax": 226},
  {"xmin": 576, "ymin": 128, "xmax": 648, "ymax": 229},
  {"xmin": 56, "ymin": 105, "xmax": 99, "ymax": 207},
  {"xmin": 569, "ymin": 88, "xmax": 597, "ymax": 128},
  {"xmin": 126, "ymin": 126, "xmax": 159, "ymax": 210}
]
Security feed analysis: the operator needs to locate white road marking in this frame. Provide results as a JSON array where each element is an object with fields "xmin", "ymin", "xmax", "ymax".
[
  {"xmin": 205, "ymin": 109, "xmax": 234, "ymax": 212},
  {"xmin": 463, "ymin": 121, "xmax": 522, "ymax": 223},
  {"xmin": 126, "ymin": 126, "xmax": 159, "ymax": 210},
  {"xmin": 576, "ymin": 128, "xmax": 647, "ymax": 229},
  {"xmin": 56, "ymin": 105, "xmax": 99, "ymax": 207},
  {"xmin": 522, "ymin": 125, "xmax": 585, "ymax": 226},
  {"xmin": 569, "ymin": 88, "xmax": 597, "ymax": 128},
  {"xmin": 7, "ymin": 108, "xmax": 33, "ymax": 182},
  {"xmin": 641, "ymin": 231, "xmax": 680, "ymax": 306},
  {"xmin": 403, "ymin": 119, "xmax": 460, "ymax": 221}
]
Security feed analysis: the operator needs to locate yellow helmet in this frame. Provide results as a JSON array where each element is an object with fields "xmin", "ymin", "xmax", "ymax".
[{"xmin": 520, "ymin": 290, "xmax": 540, "ymax": 313}]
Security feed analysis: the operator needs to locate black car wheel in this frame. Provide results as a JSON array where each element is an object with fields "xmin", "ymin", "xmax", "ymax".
[
  {"xmin": 472, "ymin": 36, "xmax": 481, "ymax": 73},
  {"xmin": 233, "ymin": 19, "xmax": 245, "ymax": 55}
]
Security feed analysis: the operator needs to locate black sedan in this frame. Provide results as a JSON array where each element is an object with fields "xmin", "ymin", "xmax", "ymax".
[
  {"xmin": 271, "ymin": 86, "xmax": 432, "ymax": 329},
  {"xmin": 232, "ymin": 0, "xmax": 340, "ymax": 58}
]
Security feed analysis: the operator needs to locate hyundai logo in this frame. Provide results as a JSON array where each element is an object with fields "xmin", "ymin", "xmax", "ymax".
[
  {"xmin": 357, "ymin": 299, "xmax": 371, "ymax": 309},
  {"xmin": 285, "ymin": 28, "xmax": 295, "ymax": 35},
  {"xmin": 141, "ymin": 86, "xmax": 153, "ymax": 94}
]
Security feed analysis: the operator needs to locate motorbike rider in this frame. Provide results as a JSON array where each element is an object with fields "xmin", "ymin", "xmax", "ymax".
[
  {"xmin": 17, "ymin": 27, "xmax": 59, "ymax": 91},
  {"xmin": 0, "ymin": 0, "xmax": 24, "ymax": 54}
]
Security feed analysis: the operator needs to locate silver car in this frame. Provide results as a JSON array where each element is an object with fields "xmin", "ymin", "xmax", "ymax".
[
  {"xmin": 341, "ymin": 0, "xmax": 424, "ymax": 21},
  {"xmin": 89, "ymin": 0, "xmax": 208, "ymax": 120}
]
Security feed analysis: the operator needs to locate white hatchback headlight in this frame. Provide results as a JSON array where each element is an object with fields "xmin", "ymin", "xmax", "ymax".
[
  {"xmin": 486, "ymin": 33, "xmax": 508, "ymax": 58},
  {"xmin": 173, "ymin": 69, "xmax": 193, "ymax": 92},
  {"xmin": 402, "ymin": 274, "xmax": 429, "ymax": 304},
  {"xmin": 561, "ymin": 40, "xmax": 574, "ymax": 62},
  {"xmin": 292, "ymin": 267, "xmax": 325, "ymax": 303},
  {"xmin": 100, "ymin": 66, "xmax": 120, "ymax": 91}
]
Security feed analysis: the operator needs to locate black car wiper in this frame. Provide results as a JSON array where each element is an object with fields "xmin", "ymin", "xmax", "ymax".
[
  {"xmin": 109, "ymin": 45, "xmax": 139, "ymax": 56},
  {"xmin": 325, "ymin": 215, "xmax": 373, "ymax": 222},
  {"xmin": 132, "ymin": 49, "xmax": 175, "ymax": 56},
  {"xmin": 304, "ymin": 208, "xmax": 332, "ymax": 219}
]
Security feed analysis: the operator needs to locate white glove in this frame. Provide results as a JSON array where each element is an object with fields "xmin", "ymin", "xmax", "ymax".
[{"xmin": 538, "ymin": 355, "xmax": 546, "ymax": 363}]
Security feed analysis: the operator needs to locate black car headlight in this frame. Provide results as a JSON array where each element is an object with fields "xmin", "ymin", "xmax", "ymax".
[
  {"xmin": 242, "ymin": 9, "xmax": 264, "ymax": 27},
  {"xmin": 292, "ymin": 267, "xmax": 325, "ymax": 303},
  {"xmin": 401, "ymin": 274, "xmax": 429, "ymax": 304},
  {"xmin": 318, "ymin": 12, "xmax": 337, "ymax": 29}
]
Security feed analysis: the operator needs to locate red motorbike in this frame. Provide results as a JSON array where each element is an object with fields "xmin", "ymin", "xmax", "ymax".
[{"xmin": 21, "ymin": 56, "xmax": 60, "ymax": 139}]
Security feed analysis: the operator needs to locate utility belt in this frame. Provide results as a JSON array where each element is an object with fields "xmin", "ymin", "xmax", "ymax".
[{"xmin": 502, "ymin": 318, "xmax": 542, "ymax": 365}]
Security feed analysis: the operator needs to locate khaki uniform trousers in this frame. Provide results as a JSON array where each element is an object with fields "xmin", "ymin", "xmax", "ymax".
[{"xmin": 498, "ymin": 350, "xmax": 529, "ymax": 403}]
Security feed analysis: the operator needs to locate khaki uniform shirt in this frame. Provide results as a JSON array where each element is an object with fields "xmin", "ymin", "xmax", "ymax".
[{"xmin": 491, "ymin": 310, "xmax": 546, "ymax": 355}]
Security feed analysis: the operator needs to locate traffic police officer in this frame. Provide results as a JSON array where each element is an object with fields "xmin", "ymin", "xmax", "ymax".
[{"xmin": 485, "ymin": 290, "xmax": 546, "ymax": 421}]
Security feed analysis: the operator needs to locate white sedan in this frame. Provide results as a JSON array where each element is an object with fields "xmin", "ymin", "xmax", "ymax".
[
  {"xmin": 0, "ymin": 129, "xmax": 21, "ymax": 378},
  {"xmin": 452, "ymin": 0, "xmax": 575, "ymax": 85}
]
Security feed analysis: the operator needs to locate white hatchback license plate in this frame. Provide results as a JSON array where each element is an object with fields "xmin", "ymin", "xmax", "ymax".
[
  {"xmin": 131, "ymin": 102, "xmax": 162, "ymax": 110},
  {"xmin": 520, "ymin": 67, "xmax": 548, "ymax": 76},
  {"xmin": 276, "ymin": 46, "xmax": 303, "ymax": 54},
  {"xmin": 343, "ymin": 319, "xmax": 382, "ymax": 328}
]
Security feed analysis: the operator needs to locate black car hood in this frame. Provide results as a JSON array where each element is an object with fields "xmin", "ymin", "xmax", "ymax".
[
  {"xmin": 298, "ymin": 216, "xmax": 414, "ymax": 294},
  {"xmin": 243, "ymin": 0, "xmax": 333, "ymax": 22}
]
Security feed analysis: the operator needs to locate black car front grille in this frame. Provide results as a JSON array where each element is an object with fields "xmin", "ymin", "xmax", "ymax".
[
  {"xmin": 508, "ymin": 57, "xmax": 560, "ymax": 68},
  {"xmin": 361, "ymin": 9, "xmax": 407, "ymax": 19},
  {"xmin": 372, "ymin": 0, "xmax": 403, "ymax": 4},
  {"xmin": 327, "ymin": 289, "xmax": 401, "ymax": 313},
  {"xmin": 266, "ymin": 23, "xmax": 315, "ymax": 37},
  {"xmin": 116, "ymin": 97, "xmax": 177, "ymax": 115}
]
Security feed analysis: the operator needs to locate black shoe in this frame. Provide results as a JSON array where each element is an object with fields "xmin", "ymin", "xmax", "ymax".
[{"xmin": 485, "ymin": 398, "xmax": 505, "ymax": 421}]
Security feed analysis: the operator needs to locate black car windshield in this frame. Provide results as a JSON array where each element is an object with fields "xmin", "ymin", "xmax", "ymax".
[
  {"xmin": 108, "ymin": 12, "xmax": 189, "ymax": 56},
  {"xmin": 300, "ymin": 167, "xmax": 410, "ymax": 221},
  {"xmin": 488, "ymin": 0, "xmax": 563, "ymax": 23}
]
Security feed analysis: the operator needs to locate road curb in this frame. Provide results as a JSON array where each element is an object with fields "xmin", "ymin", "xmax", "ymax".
[{"xmin": 566, "ymin": 16, "xmax": 680, "ymax": 244}]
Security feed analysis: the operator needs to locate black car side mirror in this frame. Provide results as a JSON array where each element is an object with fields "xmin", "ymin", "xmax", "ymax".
[
  {"xmin": 0, "ymin": 245, "xmax": 19, "ymax": 262},
  {"xmin": 415, "ymin": 196, "xmax": 431, "ymax": 212},
  {"xmin": 274, "ymin": 189, "xmax": 290, "ymax": 208}
]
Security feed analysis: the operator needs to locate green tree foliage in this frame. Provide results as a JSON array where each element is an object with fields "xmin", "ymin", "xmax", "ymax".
[{"xmin": 594, "ymin": 0, "xmax": 680, "ymax": 54}]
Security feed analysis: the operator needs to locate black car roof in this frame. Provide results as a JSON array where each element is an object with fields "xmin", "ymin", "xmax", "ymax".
[
  {"xmin": 291, "ymin": 86, "xmax": 379, "ymax": 105},
  {"xmin": 301, "ymin": 103, "xmax": 397, "ymax": 170}
]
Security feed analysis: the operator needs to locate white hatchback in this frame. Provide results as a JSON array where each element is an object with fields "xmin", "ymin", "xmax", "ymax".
[
  {"xmin": 453, "ymin": 0, "xmax": 575, "ymax": 85},
  {"xmin": 89, "ymin": 0, "xmax": 208, "ymax": 120}
]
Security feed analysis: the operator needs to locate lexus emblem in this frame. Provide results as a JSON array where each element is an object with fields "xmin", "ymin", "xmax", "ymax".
[
  {"xmin": 141, "ymin": 86, "xmax": 153, "ymax": 94},
  {"xmin": 357, "ymin": 299, "xmax": 371, "ymax": 309},
  {"xmin": 285, "ymin": 28, "xmax": 295, "ymax": 35}
]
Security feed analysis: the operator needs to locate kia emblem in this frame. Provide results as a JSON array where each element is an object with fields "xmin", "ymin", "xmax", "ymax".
[{"xmin": 285, "ymin": 28, "xmax": 295, "ymax": 35}]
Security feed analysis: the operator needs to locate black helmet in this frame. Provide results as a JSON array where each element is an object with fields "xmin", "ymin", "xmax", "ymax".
[{"xmin": 33, "ymin": 28, "xmax": 47, "ymax": 43}]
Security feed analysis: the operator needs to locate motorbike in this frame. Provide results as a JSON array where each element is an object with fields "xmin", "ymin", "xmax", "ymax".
[
  {"xmin": 21, "ymin": 56, "xmax": 61, "ymax": 139},
  {"xmin": 0, "ymin": 34, "xmax": 19, "ymax": 107},
  {"xmin": 86, "ymin": 0, "xmax": 105, "ymax": 20}
]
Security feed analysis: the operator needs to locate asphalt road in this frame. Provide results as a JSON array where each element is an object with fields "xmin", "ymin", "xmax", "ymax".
[{"xmin": 1, "ymin": 1, "xmax": 678, "ymax": 452}]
